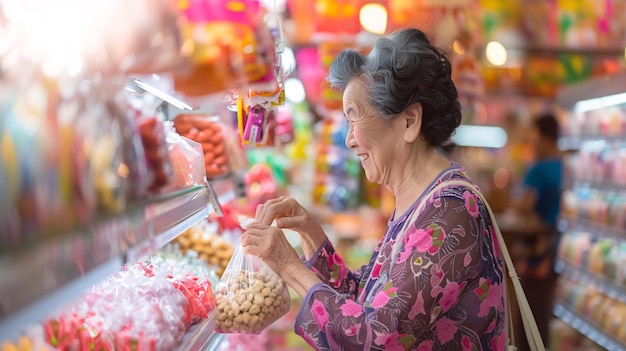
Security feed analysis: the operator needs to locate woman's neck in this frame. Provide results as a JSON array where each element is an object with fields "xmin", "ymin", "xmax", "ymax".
[{"xmin": 388, "ymin": 149, "xmax": 451, "ymax": 217}]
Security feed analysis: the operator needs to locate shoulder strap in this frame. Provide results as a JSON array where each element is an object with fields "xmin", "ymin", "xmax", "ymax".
[{"xmin": 441, "ymin": 179, "xmax": 545, "ymax": 351}]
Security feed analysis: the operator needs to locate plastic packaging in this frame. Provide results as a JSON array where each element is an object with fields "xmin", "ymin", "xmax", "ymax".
[
  {"xmin": 165, "ymin": 122, "xmax": 206, "ymax": 190},
  {"xmin": 173, "ymin": 222, "xmax": 235, "ymax": 278},
  {"xmin": 214, "ymin": 245, "xmax": 290, "ymax": 334},
  {"xmin": 173, "ymin": 115, "xmax": 231, "ymax": 179}
]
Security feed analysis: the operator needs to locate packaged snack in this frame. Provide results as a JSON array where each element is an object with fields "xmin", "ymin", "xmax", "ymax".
[
  {"xmin": 174, "ymin": 222, "xmax": 234, "ymax": 278},
  {"xmin": 214, "ymin": 234, "xmax": 290, "ymax": 334},
  {"xmin": 173, "ymin": 115, "xmax": 231, "ymax": 179},
  {"xmin": 165, "ymin": 122, "xmax": 205, "ymax": 190}
]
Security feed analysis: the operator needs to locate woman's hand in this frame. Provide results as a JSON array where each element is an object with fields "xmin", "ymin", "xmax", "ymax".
[
  {"xmin": 240, "ymin": 223, "xmax": 301, "ymax": 276},
  {"xmin": 240, "ymin": 222, "xmax": 322, "ymax": 298},
  {"xmin": 255, "ymin": 196, "xmax": 327, "ymax": 259}
]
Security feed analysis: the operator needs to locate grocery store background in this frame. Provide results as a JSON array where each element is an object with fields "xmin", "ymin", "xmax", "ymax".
[{"xmin": 1, "ymin": 0, "xmax": 625, "ymax": 350}]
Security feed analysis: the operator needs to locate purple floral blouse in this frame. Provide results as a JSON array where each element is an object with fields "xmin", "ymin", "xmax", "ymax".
[{"xmin": 295, "ymin": 165, "xmax": 506, "ymax": 350}]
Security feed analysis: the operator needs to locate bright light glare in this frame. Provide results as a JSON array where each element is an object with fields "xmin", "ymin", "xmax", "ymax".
[
  {"xmin": 451, "ymin": 125, "xmax": 508, "ymax": 148},
  {"xmin": 452, "ymin": 40, "xmax": 465, "ymax": 55},
  {"xmin": 493, "ymin": 168, "xmax": 510, "ymax": 189},
  {"xmin": 486, "ymin": 41, "xmax": 507, "ymax": 66},
  {"xmin": 281, "ymin": 47, "xmax": 296, "ymax": 76},
  {"xmin": 133, "ymin": 80, "xmax": 194, "ymax": 111},
  {"xmin": 359, "ymin": 3, "xmax": 387, "ymax": 35},
  {"xmin": 285, "ymin": 78, "xmax": 306, "ymax": 103},
  {"xmin": 574, "ymin": 92, "xmax": 626, "ymax": 114}
]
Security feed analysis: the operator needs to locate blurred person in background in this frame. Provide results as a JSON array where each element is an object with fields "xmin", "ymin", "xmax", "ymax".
[
  {"xmin": 511, "ymin": 113, "xmax": 563, "ymax": 351},
  {"xmin": 239, "ymin": 28, "xmax": 507, "ymax": 350}
]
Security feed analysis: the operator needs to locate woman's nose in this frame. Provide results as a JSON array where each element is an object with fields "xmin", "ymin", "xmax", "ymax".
[{"xmin": 345, "ymin": 124, "xmax": 356, "ymax": 149}]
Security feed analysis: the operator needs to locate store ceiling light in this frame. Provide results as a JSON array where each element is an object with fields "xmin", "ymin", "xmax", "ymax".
[
  {"xmin": 285, "ymin": 78, "xmax": 306, "ymax": 103},
  {"xmin": 574, "ymin": 92, "xmax": 626, "ymax": 114},
  {"xmin": 359, "ymin": 3, "xmax": 387, "ymax": 35},
  {"xmin": 281, "ymin": 46, "xmax": 296, "ymax": 76},
  {"xmin": 451, "ymin": 125, "xmax": 508, "ymax": 148},
  {"xmin": 486, "ymin": 41, "xmax": 507, "ymax": 66}
]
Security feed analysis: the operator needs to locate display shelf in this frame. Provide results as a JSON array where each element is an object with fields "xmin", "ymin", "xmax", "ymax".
[
  {"xmin": 0, "ymin": 184, "xmax": 227, "ymax": 342},
  {"xmin": 177, "ymin": 311, "xmax": 226, "ymax": 351},
  {"xmin": 559, "ymin": 134, "xmax": 626, "ymax": 151},
  {"xmin": 554, "ymin": 303, "xmax": 625, "ymax": 351},
  {"xmin": 554, "ymin": 258, "xmax": 626, "ymax": 305},
  {"xmin": 559, "ymin": 216, "xmax": 626, "ymax": 241},
  {"xmin": 564, "ymin": 179, "xmax": 626, "ymax": 194}
]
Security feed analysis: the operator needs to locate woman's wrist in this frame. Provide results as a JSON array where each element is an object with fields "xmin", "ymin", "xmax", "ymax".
[
  {"xmin": 299, "ymin": 222, "xmax": 327, "ymax": 260},
  {"xmin": 280, "ymin": 261, "xmax": 322, "ymax": 298}
]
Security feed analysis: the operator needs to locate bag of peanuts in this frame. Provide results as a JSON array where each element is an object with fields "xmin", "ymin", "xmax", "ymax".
[{"xmin": 214, "ymin": 245, "xmax": 290, "ymax": 334}]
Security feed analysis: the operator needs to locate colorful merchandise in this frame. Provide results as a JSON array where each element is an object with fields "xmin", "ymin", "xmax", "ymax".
[
  {"xmin": 173, "ymin": 222, "xmax": 235, "ymax": 278},
  {"xmin": 173, "ymin": 114, "xmax": 231, "ymax": 179}
]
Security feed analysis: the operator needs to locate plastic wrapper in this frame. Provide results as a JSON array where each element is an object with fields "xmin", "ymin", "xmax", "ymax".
[
  {"xmin": 173, "ymin": 115, "xmax": 230, "ymax": 179},
  {"xmin": 174, "ymin": 222, "xmax": 235, "ymax": 278},
  {"xmin": 165, "ymin": 123, "xmax": 206, "ymax": 190},
  {"xmin": 44, "ymin": 257, "xmax": 216, "ymax": 351},
  {"xmin": 214, "ymin": 245, "xmax": 290, "ymax": 334},
  {"xmin": 135, "ymin": 116, "xmax": 172, "ymax": 193}
]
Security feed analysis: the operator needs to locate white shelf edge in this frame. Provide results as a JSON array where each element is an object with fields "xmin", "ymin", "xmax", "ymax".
[
  {"xmin": 553, "ymin": 303, "xmax": 626, "ymax": 351},
  {"xmin": 0, "ymin": 257, "xmax": 123, "ymax": 342}
]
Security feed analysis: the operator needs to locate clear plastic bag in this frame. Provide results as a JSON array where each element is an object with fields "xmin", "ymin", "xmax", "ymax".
[
  {"xmin": 214, "ymin": 245, "xmax": 290, "ymax": 334},
  {"xmin": 165, "ymin": 123, "xmax": 206, "ymax": 190}
]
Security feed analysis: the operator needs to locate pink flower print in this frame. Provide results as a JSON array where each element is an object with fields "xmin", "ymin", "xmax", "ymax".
[
  {"xmin": 298, "ymin": 325, "xmax": 316, "ymax": 346},
  {"xmin": 327, "ymin": 252, "xmax": 347, "ymax": 288},
  {"xmin": 340, "ymin": 299, "xmax": 363, "ymax": 318},
  {"xmin": 433, "ymin": 197, "xmax": 442, "ymax": 208},
  {"xmin": 439, "ymin": 282, "xmax": 464, "ymax": 312},
  {"xmin": 464, "ymin": 252, "xmax": 472, "ymax": 267},
  {"xmin": 475, "ymin": 279, "xmax": 503, "ymax": 317},
  {"xmin": 491, "ymin": 331, "xmax": 505, "ymax": 351},
  {"xmin": 409, "ymin": 291, "xmax": 426, "ymax": 319},
  {"xmin": 416, "ymin": 340, "xmax": 433, "ymax": 351},
  {"xmin": 345, "ymin": 324, "xmax": 361, "ymax": 336},
  {"xmin": 435, "ymin": 317, "xmax": 458, "ymax": 345},
  {"xmin": 486, "ymin": 227, "xmax": 502, "ymax": 257},
  {"xmin": 371, "ymin": 261, "xmax": 382, "ymax": 278},
  {"xmin": 463, "ymin": 190, "xmax": 480, "ymax": 218},
  {"xmin": 487, "ymin": 320, "xmax": 495, "ymax": 333},
  {"xmin": 371, "ymin": 282, "xmax": 398, "ymax": 309},
  {"xmin": 311, "ymin": 300, "xmax": 329, "ymax": 328},
  {"xmin": 374, "ymin": 331, "xmax": 404, "ymax": 351},
  {"xmin": 371, "ymin": 291, "xmax": 390, "ymax": 309},
  {"xmin": 461, "ymin": 335, "xmax": 473, "ymax": 351},
  {"xmin": 430, "ymin": 265, "xmax": 445, "ymax": 293}
]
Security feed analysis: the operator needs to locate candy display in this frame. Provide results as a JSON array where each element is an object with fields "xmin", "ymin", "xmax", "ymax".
[
  {"xmin": 214, "ymin": 246, "xmax": 290, "ymax": 334},
  {"xmin": 172, "ymin": 223, "xmax": 235, "ymax": 278},
  {"xmin": 165, "ymin": 124, "xmax": 206, "ymax": 190},
  {"xmin": 0, "ymin": 80, "xmax": 155, "ymax": 250},
  {"xmin": 44, "ymin": 257, "xmax": 215, "ymax": 351},
  {"xmin": 173, "ymin": 114, "xmax": 231, "ymax": 179}
]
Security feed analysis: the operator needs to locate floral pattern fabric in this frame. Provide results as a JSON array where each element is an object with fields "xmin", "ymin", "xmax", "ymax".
[{"xmin": 295, "ymin": 166, "xmax": 506, "ymax": 350}]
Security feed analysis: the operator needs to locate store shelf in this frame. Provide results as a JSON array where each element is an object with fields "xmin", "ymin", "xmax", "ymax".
[
  {"xmin": 565, "ymin": 179, "xmax": 626, "ymax": 194},
  {"xmin": 0, "ymin": 184, "xmax": 224, "ymax": 342},
  {"xmin": 558, "ymin": 134, "xmax": 626, "ymax": 151},
  {"xmin": 177, "ymin": 311, "xmax": 226, "ymax": 351},
  {"xmin": 555, "ymin": 258, "xmax": 626, "ymax": 305},
  {"xmin": 560, "ymin": 216, "xmax": 626, "ymax": 241},
  {"xmin": 554, "ymin": 303, "xmax": 625, "ymax": 351}
]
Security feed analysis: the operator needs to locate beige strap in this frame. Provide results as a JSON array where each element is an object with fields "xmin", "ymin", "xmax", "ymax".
[{"xmin": 393, "ymin": 178, "xmax": 545, "ymax": 351}]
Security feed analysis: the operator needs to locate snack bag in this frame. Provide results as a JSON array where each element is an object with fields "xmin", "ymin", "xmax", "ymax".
[
  {"xmin": 214, "ymin": 245, "xmax": 290, "ymax": 334},
  {"xmin": 165, "ymin": 122, "xmax": 206, "ymax": 190}
]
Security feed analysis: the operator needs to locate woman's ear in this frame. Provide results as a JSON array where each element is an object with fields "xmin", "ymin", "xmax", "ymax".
[{"xmin": 403, "ymin": 102, "xmax": 422, "ymax": 143}]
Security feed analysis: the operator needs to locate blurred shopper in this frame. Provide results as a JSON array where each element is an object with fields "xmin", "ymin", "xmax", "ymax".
[
  {"xmin": 512, "ymin": 113, "xmax": 563, "ymax": 351},
  {"xmin": 239, "ymin": 28, "xmax": 507, "ymax": 350}
]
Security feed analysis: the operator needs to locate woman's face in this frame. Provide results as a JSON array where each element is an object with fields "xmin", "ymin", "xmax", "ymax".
[{"xmin": 343, "ymin": 79, "xmax": 403, "ymax": 185}]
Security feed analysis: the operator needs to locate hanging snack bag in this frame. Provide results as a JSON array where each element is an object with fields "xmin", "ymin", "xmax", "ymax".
[
  {"xmin": 173, "ymin": 114, "xmax": 230, "ymax": 179},
  {"xmin": 214, "ymin": 241, "xmax": 290, "ymax": 334},
  {"xmin": 165, "ymin": 122, "xmax": 206, "ymax": 190}
]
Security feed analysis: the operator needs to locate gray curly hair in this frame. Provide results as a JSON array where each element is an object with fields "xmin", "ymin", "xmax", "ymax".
[{"xmin": 328, "ymin": 28, "xmax": 462, "ymax": 148}]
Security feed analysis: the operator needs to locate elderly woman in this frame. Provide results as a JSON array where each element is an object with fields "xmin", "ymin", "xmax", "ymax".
[{"xmin": 241, "ymin": 28, "xmax": 506, "ymax": 350}]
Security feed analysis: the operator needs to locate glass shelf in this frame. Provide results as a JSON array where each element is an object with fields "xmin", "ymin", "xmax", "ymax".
[
  {"xmin": 559, "ymin": 134, "xmax": 626, "ymax": 151},
  {"xmin": 0, "ymin": 184, "xmax": 224, "ymax": 342},
  {"xmin": 177, "ymin": 310, "xmax": 226, "ymax": 351},
  {"xmin": 565, "ymin": 179, "xmax": 626, "ymax": 195},
  {"xmin": 554, "ymin": 303, "xmax": 626, "ymax": 351},
  {"xmin": 560, "ymin": 216, "xmax": 626, "ymax": 241},
  {"xmin": 555, "ymin": 258, "xmax": 626, "ymax": 305}
]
